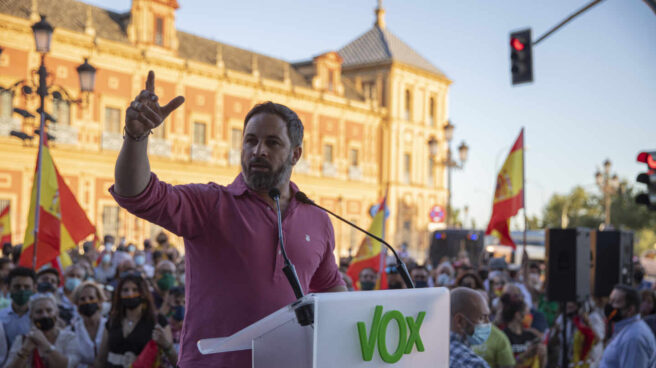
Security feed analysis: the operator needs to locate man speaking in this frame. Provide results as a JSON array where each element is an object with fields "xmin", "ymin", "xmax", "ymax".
[{"xmin": 110, "ymin": 71, "xmax": 346, "ymax": 367}]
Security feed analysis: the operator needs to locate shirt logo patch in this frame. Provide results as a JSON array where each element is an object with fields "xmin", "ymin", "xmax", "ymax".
[{"xmin": 305, "ymin": 234, "xmax": 311, "ymax": 242}]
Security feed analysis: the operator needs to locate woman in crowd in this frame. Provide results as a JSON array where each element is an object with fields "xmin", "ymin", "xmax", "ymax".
[
  {"xmin": 72, "ymin": 281, "xmax": 107, "ymax": 368},
  {"xmin": 5, "ymin": 293, "xmax": 81, "ymax": 367},
  {"xmin": 640, "ymin": 289, "xmax": 656, "ymax": 317},
  {"xmin": 95, "ymin": 272, "xmax": 177, "ymax": 368},
  {"xmin": 499, "ymin": 293, "xmax": 546, "ymax": 368},
  {"xmin": 455, "ymin": 271, "xmax": 485, "ymax": 290}
]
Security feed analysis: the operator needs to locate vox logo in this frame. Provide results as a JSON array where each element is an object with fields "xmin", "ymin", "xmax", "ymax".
[{"xmin": 356, "ymin": 305, "xmax": 426, "ymax": 363}]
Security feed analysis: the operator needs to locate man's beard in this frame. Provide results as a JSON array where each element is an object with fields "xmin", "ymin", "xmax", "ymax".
[{"xmin": 241, "ymin": 153, "xmax": 294, "ymax": 192}]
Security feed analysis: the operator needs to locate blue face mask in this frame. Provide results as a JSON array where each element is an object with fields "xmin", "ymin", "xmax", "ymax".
[
  {"xmin": 65, "ymin": 277, "xmax": 82, "ymax": 292},
  {"xmin": 464, "ymin": 317, "xmax": 491, "ymax": 346},
  {"xmin": 134, "ymin": 255, "xmax": 146, "ymax": 266}
]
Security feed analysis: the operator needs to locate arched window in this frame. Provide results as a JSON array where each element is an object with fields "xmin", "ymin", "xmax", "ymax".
[
  {"xmin": 404, "ymin": 89, "xmax": 412, "ymax": 121},
  {"xmin": 428, "ymin": 97, "xmax": 435, "ymax": 126}
]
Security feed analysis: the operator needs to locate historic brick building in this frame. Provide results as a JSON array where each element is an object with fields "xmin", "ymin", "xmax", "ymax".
[{"xmin": 0, "ymin": 0, "xmax": 451, "ymax": 260}]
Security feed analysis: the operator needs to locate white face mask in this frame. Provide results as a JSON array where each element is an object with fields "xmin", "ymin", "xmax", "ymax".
[
  {"xmin": 104, "ymin": 243, "xmax": 112, "ymax": 251},
  {"xmin": 101, "ymin": 301, "xmax": 112, "ymax": 316}
]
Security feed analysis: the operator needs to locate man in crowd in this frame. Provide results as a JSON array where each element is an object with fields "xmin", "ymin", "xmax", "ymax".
[
  {"xmin": 410, "ymin": 265, "xmax": 430, "ymax": 288},
  {"xmin": 358, "ymin": 268, "xmax": 377, "ymax": 291},
  {"xmin": 600, "ymin": 284, "xmax": 656, "ymax": 367},
  {"xmin": 94, "ymin": 246, "xmax": 115, "ymax": 284},
  {"xmin": 0, "ymin": 258, "xmax": 14, "ymax": 309},
  {"xmin": 110, "ymin": 71, "xmax": 345, "ymax": 367},
  {"xmin": 0, "ymin": 267, "xmax": 35, "ymax": 348},
  {"xmin": 449, "ymin": 287, "xmax": 491, "ymax": 368}
]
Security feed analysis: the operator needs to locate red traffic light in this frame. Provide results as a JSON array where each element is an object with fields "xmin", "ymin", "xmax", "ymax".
[
  {"xmin": 511, "ymin": 37, "xmax": 525, "ymax": 51},
  {"xmin": 637, "ymin": 151, "xmax": 656, "ymax": 170}
]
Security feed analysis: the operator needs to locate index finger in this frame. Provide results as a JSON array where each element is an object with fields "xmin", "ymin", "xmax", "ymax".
[{"xmin": 146, "ymin": 70, "xmax": 155, "ymax": 93}]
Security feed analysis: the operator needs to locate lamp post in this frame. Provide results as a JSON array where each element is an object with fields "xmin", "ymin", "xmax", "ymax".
[
  {"xmin": 595, "ymin": 159, "xmax": 620, "ymax": 229},
  {"xmin": 11, "ymin": 15, "xmax": 96, "ymax": 269},
  {"xmin": 428, "ymin": 120, "xmax": 469, "ymax": 229}
]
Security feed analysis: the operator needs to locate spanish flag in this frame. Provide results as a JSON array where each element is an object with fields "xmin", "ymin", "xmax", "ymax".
[
  {"xmin": 485, "ymin": 129, "xmax": 524, "ymax": 249},
  {"xmin": 20, "ymin": 136, "xmax": 95, "ymax": 269},
  {"xmin": 0, "ymin": 205, "xmax": 10, "ymax": 245},
  {"xmin": 346, "ymin": 195, "xmax": 388, "ymax": 290}
]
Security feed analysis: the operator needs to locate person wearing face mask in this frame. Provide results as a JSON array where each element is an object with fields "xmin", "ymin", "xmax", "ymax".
[
  {"xmin": 95, "ymin": 273, "xmax": 177, "ymax": 367},
  {"xmin": 151, "ymin": 260, "xmax": 177, "ymax": 310},
  {"xmin": 385, "ymin": 265, "xmax": 406, "ymax": 290},
  {"xmin": 94, "ymin": 250, "xmax": 116, "ymax": 284},
  {"xmin": 449, "ymin": 287, "xmax": 492, "ymax": 368},
  {"xmin": 471, "ymin": 290, "xmax": 515, "ymax": 368},
  {"xmin": 36, "ymin": 267, "xmax": 77, "ymax": 326},
  {"xmin": 133, "ymin": 251, "xmax": 154, "ymax": 279},
  {"xmin": 357, "ymin": 268, "xmax": 377, "ymax": 291},
  {"xmin": 61, "ymin": 265, "xmax": 86, "ymax": 311},
  {"xmin": 164, "ymin": 286, "xmax": 185, "ymax": 353},
  {"xmin": 600, "ymin": 284, "xmax": 656, "ymax": 368},
  {"xmin": 410, "ymin": 265, "xmax": 430, "ymax": 288},
  {"xmin": 499, "ymin": 293, "xmax": 546, "ymax": 368},
  {"xmin": 0, "ymin": 267, "xmax": 36, "ymax": 349},
  {"xmin": 5, "ymin": 293, "xmax": 81, "ymax": 367},
  {"xmin": 0, "ymin": 258, "xmax": 15, "ymax": 310},
  {"xmin": 71, "ymin": 281, "xmax": 106, "ymax": 368}
]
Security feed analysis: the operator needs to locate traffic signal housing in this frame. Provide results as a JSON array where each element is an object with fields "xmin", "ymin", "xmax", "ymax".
[
  {"xmin": 636, "ymin": 151, "xmax": 656, "ymax": 210},
  {"xmin": 510, "ymin": 29, "xmax": 533, "ymax": 85}
]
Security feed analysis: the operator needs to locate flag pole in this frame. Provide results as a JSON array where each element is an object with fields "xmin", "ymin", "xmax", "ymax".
[
  {"xmin": 32, "ymin": 55, "xmax": 48, "ymax": 270},
  {"xmin": 377, "ymin": 185, "xmax": 389, "ymax": 289},
  {"xmin": 522, "ymin": 127, "xmax": 528, "ymax": 260}
]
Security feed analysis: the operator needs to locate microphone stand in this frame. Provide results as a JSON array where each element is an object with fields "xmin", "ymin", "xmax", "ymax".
[
  {"xmin": 295, "ymin": 192, "xmax": 414, "ymax": 289},
  {"xmin": 269, "ymin": 189, "xmax": 314, "ymax": 326}
]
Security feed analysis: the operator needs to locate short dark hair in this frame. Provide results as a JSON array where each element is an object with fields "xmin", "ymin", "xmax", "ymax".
[
  {"xmin": 614, "ymin": 284, "xmax": 641, "ymax": 313},
  {"xmin": 500, "ymin": 293, "xmax": 526, "ymax": 324},
  {"xmin": 36, "ymin": 267, "xmax": 60, "ymax": 284},
  {"xmin": 8, "ymin": 266, "xmax": 36, "ymax": 285},
  {"xmin": 243, "ymin": 101, "xmax": 304, "ymax": 148}
]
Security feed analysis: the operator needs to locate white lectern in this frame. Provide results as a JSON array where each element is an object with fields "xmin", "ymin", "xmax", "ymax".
[{"xmin": 198, "ymin": 287, "xmax": 450, "ymax": 367}]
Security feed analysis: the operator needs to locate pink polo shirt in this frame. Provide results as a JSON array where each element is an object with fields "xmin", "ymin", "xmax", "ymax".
[{"xmin": 109, "ymin": 173, "xmax": 344, "ymax": 368}]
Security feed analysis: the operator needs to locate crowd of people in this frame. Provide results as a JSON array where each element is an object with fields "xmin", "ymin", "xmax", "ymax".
[
  {"xmin": 0, "ymin": 232, "xmax": 184, "ymax": 367},
  {"xmin": 342, "ymin": 250, "xmax": 656, "ymax": 368}
]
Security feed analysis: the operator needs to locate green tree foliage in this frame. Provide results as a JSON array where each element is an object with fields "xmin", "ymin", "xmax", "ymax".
[{"xmin": 542, "ymin": 182, "xmax": 656, "ymax": 254}]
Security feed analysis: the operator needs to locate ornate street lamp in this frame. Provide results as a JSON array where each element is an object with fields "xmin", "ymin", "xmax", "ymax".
[
  {"xmin": 31, "ymin": 15, "xmax": 53, "ymax": 53},
  {"xmin": 7, "ymin": 15, "xmax": 97, "ymax": 269},
  {"xmin": 595, "ymin": 159, "xmax": 620, "ymax": 229},
  {"xmin": 435, "ymin": 121, "xmax": 469, "ymax": 229}
]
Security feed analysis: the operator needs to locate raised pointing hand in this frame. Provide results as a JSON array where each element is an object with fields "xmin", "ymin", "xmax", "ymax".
[{"xmin": 125, "ymin": 70, "xmax": 185, "ymax": 138}]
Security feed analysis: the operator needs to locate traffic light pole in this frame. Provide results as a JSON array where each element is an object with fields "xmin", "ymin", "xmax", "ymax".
[{"xmin": 532, "ymin": 0, "xmax": 604, "ymax": 46}]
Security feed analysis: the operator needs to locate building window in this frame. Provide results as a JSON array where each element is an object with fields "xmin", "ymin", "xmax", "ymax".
[
  {"xmin": 53, "ymin": 99, "xmax": 70, "ymax": 126},
  {"xmin": 428, "ymin": 157, "xmax": 435, "ymax": 186},
  {"xmin": 404, "ymin": 89, "xmax": 412, "ymax": 121},
  {"xmin": 349, "ymin": 218, "xmax": 358, "ymax": 249},
  {"xmin": 363, "ymin": 81, "xmax": 376, "ymax": 101},
  {"xmin": 193, "ymin": 122, "xmax": 207, "ymax": 145},
  {"xmin": 349, "ymin": 149, "xmax": 359, "ymax": 167},
  {"xmin": 0, "ymin": 89, "xmax": 13, "ymax": 118},
  {"xmin": 323, "ymin": 144, "xmax": 334, "ymax": 164},
  {"xmin": 428, "ymin": 97, "xmax": 435, "ymax": 126},
  {"xmin": 231, "ymin": 128, "xmax": 242, "ymax": 150},
  {"xmin": 155, "ymin": 17, "xmax": 164, "ymax": 46},
  {"xmin": 104, "ymin": 107, "xmax": 121, "ymax": 133},
  {"xmin": 102, "ymin": 205, "xmax": 120, "ymax": 239},
  {"xmin": 403, "ymin": 153, "xmax": 411, "ymax": 184}
]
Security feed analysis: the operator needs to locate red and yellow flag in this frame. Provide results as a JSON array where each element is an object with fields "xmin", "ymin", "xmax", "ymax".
[
  {"xmin": 346, "ymin": 196, "xmax": 388, "ymax": 290},
  {"xmin": 0, "ymin": 205, "xmax": 11, "ymax": 245},
  {"xmin": 20, "ymin": 137, "xmax": 95, "ymax": 269},
  {"xmin": 485, "ymin": 129, "xmax": 524, "ymax": 249}
]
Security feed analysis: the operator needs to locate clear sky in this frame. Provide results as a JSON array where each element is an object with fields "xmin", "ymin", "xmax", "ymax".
[{"xmin": 84, "ymin": 0, "xmax": 656, "ymax": 229}]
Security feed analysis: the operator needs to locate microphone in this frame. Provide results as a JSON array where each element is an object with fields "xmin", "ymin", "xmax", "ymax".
[
  {"xmin": 295, "ymin": 191, "xmax": 415, "ymax": 289},
  {"xmin": 269, "ymin": 188, "xmax": 313, "ymax": 326}
]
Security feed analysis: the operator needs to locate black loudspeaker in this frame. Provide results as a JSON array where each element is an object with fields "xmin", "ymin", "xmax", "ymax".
[
  {"xmin": 590, "ymin": 230, "xmax": 634, "ymax": 297},
  {"xmin": 546, "ymin": 228, "xmax": 591, "ymax": 302}
]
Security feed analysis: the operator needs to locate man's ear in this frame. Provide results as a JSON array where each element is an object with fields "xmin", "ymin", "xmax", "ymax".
[{"xmin": 291, "ymin": 145, "xmax": 302, "ymax": 165}]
